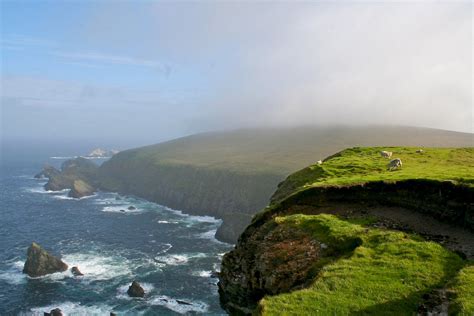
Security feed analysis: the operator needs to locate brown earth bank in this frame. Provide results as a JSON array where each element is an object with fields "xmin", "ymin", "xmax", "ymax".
[{"xmin": 218, "ymin": 180, "xmax": 474, "ymax": 314}]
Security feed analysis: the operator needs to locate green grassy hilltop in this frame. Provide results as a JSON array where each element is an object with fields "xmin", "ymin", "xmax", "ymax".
[
  {"xmin": 219, "ymin": 146, "xmax": 474, "ymax": 315},
  {"xmin": 272, "ymin": 147, "xmax": 474, "ymax": 202}
]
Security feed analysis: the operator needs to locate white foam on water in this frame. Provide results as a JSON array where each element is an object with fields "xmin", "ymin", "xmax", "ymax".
[
  {"xmin": 101, "ymin": 205, "xmax": 142, "ymax": 214},
  {"xmin": 157, "ymin": 220, "xmax": 178, "ymax": 224},
  {"xmin": 61, "ymin": 252, "xmax": 132, "ymax": 281},
  {"xmin": 164, "ymin": 207, "xmax": 220, "ymax": 224},
  {"xmin": 213, "ymin": 263, "xmax": 221, "ymax": 273},
  {"xmin": 0, "ymin": 260, "xmax": 27, "ymax": 285},
  {"xmin": 149, "ymin": 295, "xmax": 209, "ymax": 314},
  {"xmin": 24, "ymin": 187, "xmax": 68, "ymax": 194},
  {"xmin": 192, "ymin": 270, "xmax": 214, "ymax": 278},
  {"xmin": 154, "ymin": 253, "xmax": 207, "ymax": 266},
  {"xmin": 156, "ymin": 243, "xmax": 173, "ymax": 255},
  {"xmin": 116, "ymin": 282, "xmax": 155, "ymax": 300},
  {"xmin": 50, "ymin": 156, "xmax": 77, "ymax": 159},
  {"xmin": 0, "ymin": 260, "xmax": 71, "ymax": 284},
  {"xmin": 195, "ymin": 228, "xmax": 227, "ymax": 245},
  {"xmin": 26, "ymin": 301, "xmax": 113, "ymax": 316}
]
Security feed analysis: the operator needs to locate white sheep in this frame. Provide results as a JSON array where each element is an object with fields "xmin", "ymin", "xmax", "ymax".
[
  {"xmin": 416, "ymin": 149, "xmax": 424, "ymax": 154},
  {"xmin": 387, "ymin": 158, "xmax": 402, "ymax": 171},
  {"xmin": 380, "ymin": 151, "xmax": 393, "ymax": 158},
  {"xmin": 316, "ymin": 160, "xmax": 323, "ymax": 165}
]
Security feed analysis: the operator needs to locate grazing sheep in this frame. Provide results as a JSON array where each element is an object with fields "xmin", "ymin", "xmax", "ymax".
[
  {"xmin": 380, "ymin": 151, "xmax": 393, "ymax": 158},
  {"xmin": 316, "ymin": 160, "xmax": 323, "ymax": 165},
  {"xmin": 387, "ymin": 158, "xmax": 402, "ymax": 171},
  {"xmin": 416, "ymin": 149, "xmax": 424, "ymax": 154}
]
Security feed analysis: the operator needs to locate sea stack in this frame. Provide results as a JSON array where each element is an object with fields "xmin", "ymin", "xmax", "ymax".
[
  {"xmin": 23, "ymin": 242, "xmax": 68, "ymax": 277},
  {"xmin": 68, "ymin": 179, "xmax": 95, "ymax": 198},
  {"xmin": 127, "ymin": 280, "xmax": 145, "ymax": 297}
]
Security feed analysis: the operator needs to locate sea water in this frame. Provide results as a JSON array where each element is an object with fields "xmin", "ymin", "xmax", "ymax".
[{"xmin": 0, "ymin": 154, "xmax": 231, "ymax": 315}]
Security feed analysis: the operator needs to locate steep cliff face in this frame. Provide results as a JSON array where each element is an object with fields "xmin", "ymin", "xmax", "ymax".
[
  {"xmin": 219, "ymin": 147, "xmax": 474, "ymax": 315},
  {"xmin": 98, "ymin": 156, "xmax": 281, "ymax": 243}
]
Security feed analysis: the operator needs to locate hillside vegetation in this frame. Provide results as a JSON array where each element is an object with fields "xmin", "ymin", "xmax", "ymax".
[
  {"xmin": 98, "ymin": 126, "xmax": 473, "ymax": 243},
  {"xmin": 272, "ymin": 147, "xmax": 474, "ymax": 202},
  {"xmin": 219, "ymin": 147, "xmax": 474, "ymax": 315}
]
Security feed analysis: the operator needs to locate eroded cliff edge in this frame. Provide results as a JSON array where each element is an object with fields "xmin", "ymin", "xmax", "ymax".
[{"xmin": 218, "ymin": 147, "xmax": 474, "ymax": 315}]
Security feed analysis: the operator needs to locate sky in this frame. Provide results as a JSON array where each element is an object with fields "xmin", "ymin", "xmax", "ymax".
[{"xmin": 1, "ymin": 1, "xmax": 472, "ymax": 147}]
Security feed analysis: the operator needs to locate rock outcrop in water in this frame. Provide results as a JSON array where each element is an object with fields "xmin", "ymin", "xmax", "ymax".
[
  {"xmin": 68, "ymin": 179, "xmax": 95, "ymax": 198},
  {"xmin": 127, "ymin": 281, "xmax": 145, "ymax": 297},
  {"xmin": 71, "ymin": 266, "xmax": 84, "ymax": 276},
  {"xmin": 34, "ymin": 165, "xmax": 60, "ymax": 179},
  {"xmin": 36, "ymin": 157, "xmax": 98, "ymax": 198},
  {"xmin": 44, "ymin": 308, "xmax": 63, "ymax": 316},
  {"xmin": 23, "ymin": 242, "xmax": 68, "ymax": 277}
]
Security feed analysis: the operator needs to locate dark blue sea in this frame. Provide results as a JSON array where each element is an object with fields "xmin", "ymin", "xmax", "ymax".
[{"xmin": 0, "ymin": 144, "xmax": 231, "ymax": 315}]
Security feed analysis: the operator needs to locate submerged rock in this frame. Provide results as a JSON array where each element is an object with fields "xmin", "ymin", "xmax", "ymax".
[
  {"xmin": 71, "ymin": 266, "xmax": 84, "ymax": 276},
  {"xmin": 23, "ymin": 242, "xmax": 68, "ymax": 277},
  {"xmin": 176, "ymin": 299, "xmax": 193, "ymax": 305},
  {"xmin": 128, "ymin": 206, "xmax": 136, "ymax": 210},
  {"xmin": 127, "ymin": 280, "xmax": 145, "ymax": 297},
  {"xmin": 68, "ymin": 180, "xmax": 95, "ymax": 198},
  {"xmin": 44, "ymin": 308, "xmax": 63, "ymax": 316}
]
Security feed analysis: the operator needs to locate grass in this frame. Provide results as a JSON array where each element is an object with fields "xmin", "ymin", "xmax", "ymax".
[
  {"xmin": 258, "ymin": 214, "xmax": 466, "ymax": 315},
  {"xmin": 110, "ymin": 127, "xmax": 473, "ymax": 175},
  {"xmin": 450, "ymin": 263, "xmax": 474, "ymax": 315},
  {"xmin": 273, "ymin": 147, "xmax": 474, "ymax": 202}
]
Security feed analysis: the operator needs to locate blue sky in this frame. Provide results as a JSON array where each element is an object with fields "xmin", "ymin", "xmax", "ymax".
[{"xmin": 1, "ymin": 1, "xmax": 472, "ymax": 147}]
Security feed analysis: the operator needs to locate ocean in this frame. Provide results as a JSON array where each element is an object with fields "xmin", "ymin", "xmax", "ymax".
[{"xmin": 0, "ymin": 150, "xmax": 231, "ymax": 315}]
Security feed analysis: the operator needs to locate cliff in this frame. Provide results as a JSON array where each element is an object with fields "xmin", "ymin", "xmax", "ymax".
[
  {"xmin": 96, "ymin": 126, "xmax": 473, "ymax": 243},
  {"xmin": 219, "ymin": 147, "xmax": 474, "ymax": 315}
]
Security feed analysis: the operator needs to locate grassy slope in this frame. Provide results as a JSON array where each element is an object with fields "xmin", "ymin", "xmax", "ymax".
[
  {"xmin": 256, "ymin": 148, "xmax": 474, "ymax": 315},
  {"xmin": 450, "ymin": 264, "xmax": 474, "ymax": 315},
  {"xmin": 114, "ymin": 126, "xmax": 472, "ymax": 175},
  {"xmin": 259, "ymin": 214, "xmax": 467, "ymax": 315},
  {"xmin": 272, "ymin": 147, "xmax": 474, "ymax": 203}
]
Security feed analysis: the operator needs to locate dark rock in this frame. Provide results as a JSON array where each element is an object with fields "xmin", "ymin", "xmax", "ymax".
[
  {"xmin": 176, "ymin": 300, "xmax": 192, "ymax": 305},
  {"xmin": 71, "ymin": 266, "xmax": 84, "ymax": 276},
  {"xmin": 35, "ymin": 165, "xmax": 60, "ymax": 179},
  {"xmin": 210, "ymin": 271, "xmax": 219, "ymax": 278},
  {"xmin": 40, "ymin": 157, "xmax": 99, "ymax": 192},
  {"xmin": 44, "ymin": 308, "xmax": 63, "ymax": 316},
  {"xmin": 23, "ymin": 242, "xmax": 68, "ymax": 277},
  {"xmin": 68, "ymin": 180, "xmax": 95, "ymax": 198},
  {"xmin": 127, "ymin": 280, "xmax": 145, "ymax": 297},
  {"xmin": 120, "ymin": 209, "xmax": 126, "ymax": 213},
  {"xmin": 128, "ymin": 206, "xmax": 136, "ymax": 210},
  {"xmin": 110, "ymin": 313, "xmax": 117, "ymax": 316}
]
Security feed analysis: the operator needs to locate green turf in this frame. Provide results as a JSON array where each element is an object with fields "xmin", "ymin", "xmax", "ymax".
[
  {"xmin": 450, "ymin": 263, "xmax": 474, "ymax": 315},
  {"xmin": 272, "ymin": 147, "xmax": 474, "ymax": 202},
  {"xmin": 258, "ymin": 214, "xmax": 465, "ymax": 315}
]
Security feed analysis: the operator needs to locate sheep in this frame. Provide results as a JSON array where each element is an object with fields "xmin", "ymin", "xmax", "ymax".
[
  {"xmin": 316, "ymin": 160, "xmax": 323, "ymax": 165},
  {"xmin": 380, "ymin": 151, "xmax": 392, "ymax": 158},
  {"xmin": 387, "ymin": 158, "xmax": 402, "ymax": 171},
  {"xmin": 416, "ymin": 149, "xmax": 424, "ymax": 154}
]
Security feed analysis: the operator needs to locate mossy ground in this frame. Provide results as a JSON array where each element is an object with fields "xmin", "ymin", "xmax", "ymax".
[
  {"xmin": 258, "ymin": 214, "xmax": 471, "ymax": 315},
  {"xmin": 450, "ymin": 263, "xmax": 474, "ymax": 315},
  {"xmin": 273, "ymin": 147, "xmax": 474, "ymax": 202}
]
